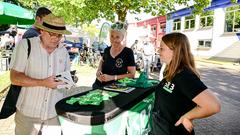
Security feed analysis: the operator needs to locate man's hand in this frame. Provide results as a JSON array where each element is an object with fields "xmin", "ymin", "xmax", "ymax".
[{"xmin": 42, "ymin": 76, "xmax": 65, "ymax": 89}]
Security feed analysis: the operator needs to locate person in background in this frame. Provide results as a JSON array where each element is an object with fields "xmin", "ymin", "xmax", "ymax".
[
  {"xmin": 131, "ymin": 39, "xmax": 138, "ymax": 54},
  {"xmin": 9, "ymin": 25, "xmax": 17, "ymax": 38},
  {"xmin": 22, "ymin": 7, "xmax": 51, "ymax": 39},
  {"xmin": 0, "ymin": 36, "xmax": 1, "ymax": 48},
  {"xmin": 0, "ymin": 33, "xmax": 14, "ymax": 50},
  {"xmin": 141, "ymin": 38, "xmax": 154, "ymax": 76},
  {"xmin": 98, "ymin": 42, "xmax": 108, "ymax": 56},
  {"xmin": 10, "ymin": 14, "xmax": 72, "ymax": 135},
  {"xmin": 92, "ymin": 21, "xmax": 136, "ymax": 89},
  {"xmin": 14, "ymin": 32, "xmax": 23, "ymax": 46},
  {"xmin": 152, "ymin": 32, "xmax": 221, "ymax": 135}
]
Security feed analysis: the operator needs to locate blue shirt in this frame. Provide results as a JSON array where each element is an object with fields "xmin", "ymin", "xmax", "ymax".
[{"xmin": 22, "ymin": 27, "xmax": 40, "ymax": 39}]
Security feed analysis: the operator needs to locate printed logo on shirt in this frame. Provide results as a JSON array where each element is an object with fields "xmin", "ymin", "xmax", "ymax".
[
  {"xmin": 163, "ymin": 82, "xmax": 175, "ymax": 93},
  {"xmin": 115, "ymin": 58, "xmax": 123, "ymax": 68}
]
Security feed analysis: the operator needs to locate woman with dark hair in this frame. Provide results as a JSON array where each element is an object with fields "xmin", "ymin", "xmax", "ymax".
[
  {"xmin": 92, "ymin": 21, "xmax": 136, "ymax": 89},
  {"xmin": 152, "ymin": 32, "xmax": 221, "ymax": 135}
]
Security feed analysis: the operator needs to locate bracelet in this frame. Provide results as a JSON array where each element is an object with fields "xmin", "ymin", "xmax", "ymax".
[{"xmin": 114, "ymin": 75, "xmax": 117, "ymax": 81}]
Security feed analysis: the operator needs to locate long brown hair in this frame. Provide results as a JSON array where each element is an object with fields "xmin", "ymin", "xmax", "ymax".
[{"xmin": 162, "ymin": 32, "xmax": 199, "ymax": 81}]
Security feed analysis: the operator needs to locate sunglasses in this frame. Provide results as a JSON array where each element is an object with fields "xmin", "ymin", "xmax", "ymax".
[
  {"xmin": 111, "ymin": 22, "xmax": 127, "ymax": 31},
  {"xmin": 46, "ymin": 31, "xmax": 62, "ymax": 38}
]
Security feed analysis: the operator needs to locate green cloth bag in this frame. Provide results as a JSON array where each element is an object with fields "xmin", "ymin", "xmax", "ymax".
[{"xmin": 118, "ymin": 72, "xmax": 160, "ymax": 88}]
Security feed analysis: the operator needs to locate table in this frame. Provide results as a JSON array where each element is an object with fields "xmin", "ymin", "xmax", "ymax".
[{"xmin": 55, "ymin": 84, "xmax": 158, "ymax": 135}]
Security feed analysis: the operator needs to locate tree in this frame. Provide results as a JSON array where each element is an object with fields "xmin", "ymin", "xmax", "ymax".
[
  {"xmin": 225, "ymin": 5, "xmax": 240, "ymax": 32},
  {"xmin": 82, "ymin": 24, "xmax": 100, "ymax": 39},
  {"xmin": 17, "ymin": 0, "xmax": 211, "ymax": 24}
]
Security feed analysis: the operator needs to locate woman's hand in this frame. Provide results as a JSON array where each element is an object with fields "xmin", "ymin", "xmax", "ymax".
[
  {"xmin": 99, "ymin": 74, "xmax": 114, "ymax": 82},
  {"xmin": 96, "ymin": 70, "xmax": 102, "ymax": 77},
  {"xmin": 175, "ymin": 116, "xmax": 193, "ymax": 133},
  {"xmin": 96, "ymin": 71, "xmax": 103, "ymax": 82}
]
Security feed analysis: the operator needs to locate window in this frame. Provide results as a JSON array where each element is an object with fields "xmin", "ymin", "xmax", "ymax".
[
  {"xmin": 159, "ymin": 23, "xmax": 166, "ymax": 33},
  {"xmin": 198, "ymin": 40, "xmax": 212, "ymax": 48},
  {"xmin": 173, "ymin": 19, "xmax": 181, "ymax": 31},
  {"xmin": 151, "ymin": 25, "xmax": 157, "ymax": 34},
  {"xmin": 200, "ymin": 11, "xmax": 214, "ymax": 28},
  {"xmin": 184, "ymin": 15, "xmax": 195, "ymax": 30},
  {"xmin": 225, "ymin": 5, "xmax": 240, "ymax": 33},
  {"xmin": 162, "ymin": 26, "xmax": 166, "ymax": 32}
]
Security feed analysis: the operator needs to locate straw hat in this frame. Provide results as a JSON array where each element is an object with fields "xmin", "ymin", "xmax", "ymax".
[{"xmin": 34, "ymin": 13, "xmax": 71, "ymax": 35}]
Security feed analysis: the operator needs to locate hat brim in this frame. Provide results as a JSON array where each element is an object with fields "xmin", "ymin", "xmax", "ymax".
[{"xmin": 34, "ymin": 23, "xmax": 72, "ymax": 35}]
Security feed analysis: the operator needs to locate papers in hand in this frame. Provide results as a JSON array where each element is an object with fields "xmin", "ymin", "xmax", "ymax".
[{"xmin": 55, "ymin": 71, "xmax": 75, "ymax": 89}]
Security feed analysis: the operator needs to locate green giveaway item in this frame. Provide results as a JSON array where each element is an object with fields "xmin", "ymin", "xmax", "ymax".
[
  {"xmin": 118, "ymin": 72, "xmax": 160, "ymax": 88},
  {"xmin": 66, "ymin": 89, "xmax": 119, "ymax": 105}
]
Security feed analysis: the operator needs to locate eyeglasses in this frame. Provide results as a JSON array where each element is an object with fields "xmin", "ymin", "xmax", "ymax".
[
  {"xmin": 46, "ymin": 31, "xmax": 62, "ymax": 38},
  {"xmin": 111, "ymin": 22, "xmax": 127, "ymax": 31}
]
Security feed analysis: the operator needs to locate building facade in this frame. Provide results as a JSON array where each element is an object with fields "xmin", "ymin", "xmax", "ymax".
[
  {"xmin": 166, "ymin": 0, "xmax": 240, "ymax": 62},
  {"xmin": 127, "ymin": 16, "xmax": 166, "ymax": 48}
]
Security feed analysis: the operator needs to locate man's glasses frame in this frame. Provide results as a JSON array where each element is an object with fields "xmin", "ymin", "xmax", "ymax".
[{"xmin": 46, "ymin": 31, "xmax": 62, "ymax": 38}]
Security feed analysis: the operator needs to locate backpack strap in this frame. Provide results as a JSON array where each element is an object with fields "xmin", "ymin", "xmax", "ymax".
[{"xmin": 26, "ymin": 39, "xmax": 31, "ymax": 58}]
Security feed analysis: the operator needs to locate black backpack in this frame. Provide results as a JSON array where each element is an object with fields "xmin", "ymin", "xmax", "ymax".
[{"xmin": 0, "ymin": 39, "xmax": 31, "ymax": 119}]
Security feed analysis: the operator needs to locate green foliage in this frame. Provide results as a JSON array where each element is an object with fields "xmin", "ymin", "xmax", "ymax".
[
  {"xmin": 191, "ymin": 0, "xmax": 210, "ymax": 15},
  {"xmin": 82, "ymin": 24, "xmax": 100, "ymax": 39},
  {"xmin": 201, "ymin": 10, "xmax": 214, "ymax": 16},
  {"xmin": 231, "ymin": 0, "xmax": 239, "ymax": 3},
  {"xmin": 225, "ymin": 5, "xmax": 240, "ymax": 32},
  {"xmin": 17, "ymin": 0, "xmax": 211, "ymax": 24},
  {"xmin": 0, "ymin": 24, "xmax": 9, "ymax": 31}
]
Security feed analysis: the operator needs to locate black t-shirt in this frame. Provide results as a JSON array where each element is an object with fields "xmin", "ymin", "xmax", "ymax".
[
  {"xmin": 94, "ymin": 47, "xmax": 135, "ymax": 87},
  {"xmin": 152, "ymin": 68, "xmax": 207, "ymax": 134}
]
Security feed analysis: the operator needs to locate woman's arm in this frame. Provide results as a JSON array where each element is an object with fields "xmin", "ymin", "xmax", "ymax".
[
  {"xmin": 115, "ymin": 66, "xmax": 136, "ymax": 80},
  {"xmin": 100, "ymin": 66, "xmax": 136, "ymax": 82},
  {"xmin": 175, "ymin": 89, "xmax": 221, "ymax": 132},
  {"xmin": 96, "ymin": 58, "xmax": 103, "ymax": 78}
]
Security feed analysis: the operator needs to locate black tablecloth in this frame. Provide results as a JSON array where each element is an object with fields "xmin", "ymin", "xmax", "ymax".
[{"xmin": 55, "ymin": 84, "xmax": 158, "ymax": 125}]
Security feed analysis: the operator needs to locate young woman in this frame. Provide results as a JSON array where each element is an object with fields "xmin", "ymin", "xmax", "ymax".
[
  {"xmin": 92, "ymin": 22, "xmax": 136, "ymax": 89},
  {"xmin": 152, "ymin": 32, "xmax": 221, "ymax": 135}
]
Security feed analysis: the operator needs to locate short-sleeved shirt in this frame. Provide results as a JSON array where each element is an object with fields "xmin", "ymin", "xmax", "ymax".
[
  {"xmin": 22, "ymin": 27, "xmax": 40, "ymax": 39},
  {"xmin": 142, "ymin": 43, "xmax": 154, "ymax": 56},
  {"xmin": 152, "ymin": 68, "xmax": 207, "ymax": 134},
  {"xmin": 9, "ymin": 37, "xmax": 71, "ymax": 120},
  {"xmin": 94, "ymin": 47, "xmax": 135, "ymax": 86}
]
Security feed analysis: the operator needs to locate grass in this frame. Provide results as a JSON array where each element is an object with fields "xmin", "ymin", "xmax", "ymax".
[
  {"xmin": 71, "ymin": 64, "xmax": 98, "ymax": 87},
  {"xmin": 0, "ymin": 71, "xmax": 10, "ymax": 91},
  {"xmin": 71, "ymin": 64, "xmax": 98, "ymax": 75},
  {"xmin": 0, "ymin": 71, "xmax": 10, "ymax": 99}
]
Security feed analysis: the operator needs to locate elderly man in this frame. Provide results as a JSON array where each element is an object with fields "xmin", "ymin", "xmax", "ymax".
[{"xmin": 10, "ymin": 13, "xmax": 72, "ymax": 135}]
